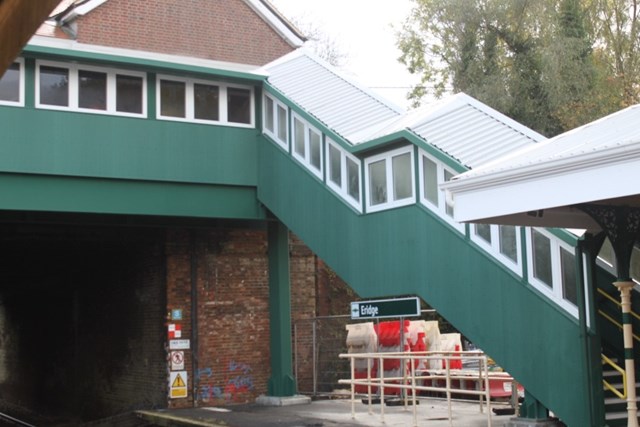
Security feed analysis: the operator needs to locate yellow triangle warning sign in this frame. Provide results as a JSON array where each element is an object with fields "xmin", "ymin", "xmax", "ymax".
[{"xmin": 172, "ymin": 373, "xmax": 186, "ymax": 388}]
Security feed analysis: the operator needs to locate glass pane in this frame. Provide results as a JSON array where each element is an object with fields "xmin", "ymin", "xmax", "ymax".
[
  {"xmin": 475, "ymin": 224, "xmax": 491, "ymax": 243},
  {"xmin": 160, "ymin": 80, "xmax": 185, "ymax": 117},
  {"xmin": 392, "ymin": 152, "xmax": 412, "ymax": 201},
  {"xmin": 532, "ymin": 229, "xmax": 552, "ymax": 288},
  {"xmin": 0, "ymin": 62, "xmax": 20, "ymax": 102},
  {"xmin": 294, "ymin": 118, "xmax": 305, "ymax": 157},
  {"xmin": 422, "ymin": 155, "xmax": 438, "ymax": 206},
  {"xmin": 78, "ymin": 70, "xmax": 106, "ymax": 110},
  {"xmin": 264, "ymin": 96, "xmax": 274, "ymax": 132},
  {"xmin": 444, "ymin": 169, "xmax": 455, "ymax": 217},
  {"xmin": 369, "ymin": 160, "xmax": 387, "ymax": 205},
  {"xmin": 309, "ymin": 130, "xmax": 321, "ymax": 170},
  {"xmin": 116, "ymin": 74, "xmax": 143, "ymax": 114},
  {"xmin": 227, "ymin": 87, "xmax": 251, "ymax": 124},
  {"xmin": 499, "ymin": 225, "xmax": 518, "ymax": 262},
  {"xmin": 329, "ymin": 144, "xmax": 341, "ymax": 186},
  {"xmin": 40, "ymin": 65, "xmax": 69, "ymax": 106},
  {"xmin": 194, "ymin": 83, "xmax": 219, "ymax": 121},
  {"xmin": 347, "ymin": 157, "xmax": 360, "ymax": 201},
  {"xmin": 277, "ymin": 105, "xmax": 287, "ymax": 142},
  {"xmin": 561, "ymin": 248, "xmax": 577, "ymax": 305}
]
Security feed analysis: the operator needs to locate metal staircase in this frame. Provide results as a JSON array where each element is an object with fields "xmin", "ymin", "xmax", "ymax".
[{"xmin": 258, "ymin": 138, "xmax": 607, "ymax": 426}]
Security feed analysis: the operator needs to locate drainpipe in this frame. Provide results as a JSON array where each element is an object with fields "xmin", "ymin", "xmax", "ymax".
[{"xmin": 190, "ymin": 230, "xmax": 199, "ymax": 407}]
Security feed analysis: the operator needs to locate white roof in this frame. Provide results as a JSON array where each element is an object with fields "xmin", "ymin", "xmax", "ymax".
[
  {"xmin": 357, "ymin": 93, "xmax": 544, "ymax": 168},
  {"xmin": 262, "ymin": 49, "xmax": 404, "ymax": 142},
  {"xmin": 264, "ymin": 51, "xmax": 544, "ymax": 170},
  {"xmin": 443, "ymin": 103, "xmax": 640, "ymax": 230}
]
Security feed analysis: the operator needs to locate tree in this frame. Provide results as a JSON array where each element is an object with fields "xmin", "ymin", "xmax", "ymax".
[
  {"xmin": 289, "ymin": 18, "xmax": 347, "ymax": 67},
  {"xmin": 397, "ymin": 0, "xmax": 630, "ymax": 136}
]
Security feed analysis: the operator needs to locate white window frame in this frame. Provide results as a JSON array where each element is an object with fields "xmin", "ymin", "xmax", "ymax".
[
  {"xmin": 291, "ymin": 112, "xmax": 324, "ymax": 179},
  {"xmin": 262, "ymin": 92, "xmax": 288, "ymax": 150},
  {"xmin": 0, "ymin": 58, "xmax": 24, "ymax": 107},
  {"xmin": 157, "ymin": 74, "xmax": 254, "ymax": 128},
  {"xmin": 325, "ymin": 138, "xmax": 362, "ymax": 212},
  {"xmin": 418, "ymin": 149, "xmax": 465, "ymax": 232},
  {"xmin": 365, "ymin": 145, "xmax": 415, "ymax": 213},
  {"xmin": 36, "ymin": 59, "xmax": 147, "ymax": 117},
  {"xmin": 471, "ymin": 224, "xmax": 523, "ymax": 275},
  {"xmin": 525, "ymin": 228, "xmax": 579, "ymax": 318}
]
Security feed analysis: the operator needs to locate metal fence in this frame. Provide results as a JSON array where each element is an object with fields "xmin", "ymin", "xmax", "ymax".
[{"xmin": 293, "ymin": 310, "xmax": 438, "ymax": 396}]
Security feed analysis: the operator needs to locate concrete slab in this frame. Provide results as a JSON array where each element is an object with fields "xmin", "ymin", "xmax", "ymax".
[
  {"xmin": 255, "ymin": 394, "xmax": 312, "ymax": 406},
  {"xmin": 505, "ymin": 417, "xmax": 565, "ymax": 427},
  {"xmin": 137, "ymin": 397, "xmax": 520, "ymax": 426}
]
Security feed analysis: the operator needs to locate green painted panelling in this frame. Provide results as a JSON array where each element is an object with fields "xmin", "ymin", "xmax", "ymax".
[
  {"xmin": 0, "ymin": 173, "xmax": 265, "ymax": 219},
  {"xmin": 257, "ymin": 140, "xmax": 591, "ymax": 427},
  {"xmin": 0, "ymin": 107, "xmax": 259, "ymax": 186}
]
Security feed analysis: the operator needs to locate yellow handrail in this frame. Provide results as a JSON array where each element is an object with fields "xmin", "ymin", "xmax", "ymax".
[
  {"xmin": 597, "ymin": 288, "xmax": 640, "ymax": 322},
  {"xmin": 598, "ymin": 310, "xmax": 640, "ymax": 343},
  {"xmin": 602, "ymin": 354, "xmax": 627, "ymax": 400}
]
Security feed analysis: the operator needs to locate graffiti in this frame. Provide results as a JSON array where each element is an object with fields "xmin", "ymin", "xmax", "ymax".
[{"xmin": 196, "ymin": 361, "xmax": 254, "ymax": 402}]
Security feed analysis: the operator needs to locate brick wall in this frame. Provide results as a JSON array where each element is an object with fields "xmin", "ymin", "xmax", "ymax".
[
  {"xmin": 166, "ymin": 227, "xmax": 356, "ymax": 407},
  {"xmin": 76, "ymin": 0, "xmax": 295, "ymax": 65},
  {"xmin": 166, "ymin": 227, "xmax": 271, "ymax": 408}
]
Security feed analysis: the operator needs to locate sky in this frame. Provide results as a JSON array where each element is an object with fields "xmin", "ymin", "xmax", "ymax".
[{"xmin": 269, "ymin": 0, "xmax": 420, "ymax": 109}]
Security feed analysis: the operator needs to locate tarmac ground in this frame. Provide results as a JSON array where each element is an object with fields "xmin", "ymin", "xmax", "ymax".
[{"xmin": 137, "ymin": 395, "xmax": 516, "ymax": 426}]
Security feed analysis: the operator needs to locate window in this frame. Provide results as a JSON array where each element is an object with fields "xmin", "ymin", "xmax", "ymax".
[
  {"xmin": 157, "ymin": 75, "xmax": 253, "ymax": 127},
  {"xmin": 291, "ymin": 113, "xmax": 323, "ymax": 179},
  {"xmin": 472, "ymin": 224, "xmax": 522, "ymax": 274},
  {"xmin": 532, "ymin": 229, "xmax": 552, "ymax": 287},
  {"xmin": 526, "ymin": 228, "xmax": 579, "ymax": 317},
  {"xmin": 227, "ymin": 87, "xmax": 251, "ymax": 124},
  {"xmin": 160, "ymin": 79, "xmax": 186, "ymax": 117},
  {"xmin": 40, "ymin": 65, "xmax": 69, "ymax": 106},
  {"xmin": 418, "ymin": 149, "xmax": 465, "ymax": 232},
  {"xmin": 326, "ymin": 139, "xmax": 362, "ymax": 211},
  {"xmin": 116, "ymin": 75, "xmax": 143, "ymax": 114},
  {"xmin": 0, "ymin": 59, "xmax": 23, "ymax": 106},
  {"xmin": 78, "ymin": 70, "xmax": 107, "ymax": 110},
  {"xmin": 36, "ymin": 60, "xmax": 146, "ymax": 117},
  {"xmin": 561, "ymin": 247, "xmax": 577, "ymax": 305},
  {"xmin": 365, "ymin": 146, "xmax": 415, "ymax": 213}
]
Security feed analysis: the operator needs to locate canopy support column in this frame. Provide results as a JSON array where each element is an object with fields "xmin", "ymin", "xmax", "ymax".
[{"xmin": 579, "ymin": 204, "xmax": 640, "ymax": 427}]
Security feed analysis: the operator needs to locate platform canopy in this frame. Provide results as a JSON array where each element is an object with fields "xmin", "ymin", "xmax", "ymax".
[{"xmin": 442, "ymin": 103, "xmax": 640, "ymax": 231}]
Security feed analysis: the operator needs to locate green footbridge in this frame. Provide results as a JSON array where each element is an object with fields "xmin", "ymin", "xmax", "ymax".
[
  {"xmin": 257, "ymin": 52, "xmax": 640, "ymax": 426},
  {"xmin": 3, "ymin": 44, "xmax": 639, "ymax": 426}
]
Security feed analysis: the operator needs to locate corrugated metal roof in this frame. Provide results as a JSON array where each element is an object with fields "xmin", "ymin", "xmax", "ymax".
[
  {"xmin": 459, "ymin": 103, "xmax": 640, "ymax": 179},
  {"xmin": 357, "ymin": 93, "xmax": 544, "ymax": 169},
  {"xmin": 264, "ymin": 51, "xmax": 544, "ymax": 169},
  {"xmin": 263, "ymin": 50, "xmax": 404, "ymax": 141}
]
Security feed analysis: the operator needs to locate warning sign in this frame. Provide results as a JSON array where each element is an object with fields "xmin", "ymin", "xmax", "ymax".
[
  {"xmin": 170, "ymin": 351, "xmax": 184, "ymax": 370},
  {"xmin": 169, "ymin": 371, "xmax": 188, "ymax": 399}
]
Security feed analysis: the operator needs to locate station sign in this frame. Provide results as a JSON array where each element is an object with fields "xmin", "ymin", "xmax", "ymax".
[{"xmin": 350, "ymin": 297, "xmax": 420, "ymax": 320}]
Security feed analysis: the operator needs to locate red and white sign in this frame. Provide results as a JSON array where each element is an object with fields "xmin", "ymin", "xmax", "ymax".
[{"xmin": 168, "ymin": 323, "xmax": 182, "ymax": 339}]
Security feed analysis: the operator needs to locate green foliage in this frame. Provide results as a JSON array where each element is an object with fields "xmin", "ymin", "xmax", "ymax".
[{"xmin": 397, "ymin": 0, "xmax": 635, "ymax": 136}]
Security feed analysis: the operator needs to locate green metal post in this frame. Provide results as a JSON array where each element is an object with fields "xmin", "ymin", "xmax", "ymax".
[
  {"xmin": 267, "ymin": 220, "xmax": 296, "ymax": 396},
  {"xmin": 578, "ymin": 233, "xmax": 606, "ymax": 426},
  {"xmin": 519, "ymin": 392, "xmax": 549, "ymax": 419}
]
